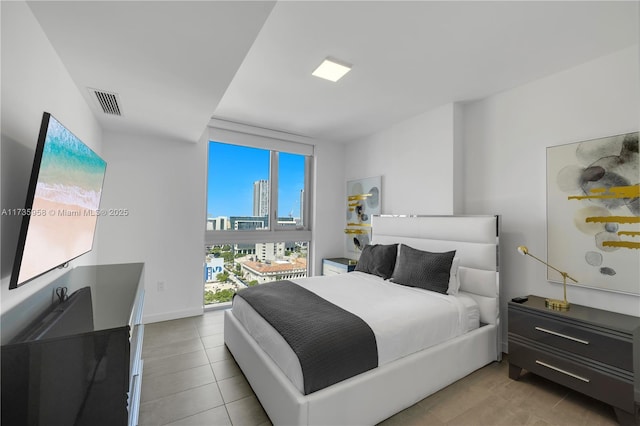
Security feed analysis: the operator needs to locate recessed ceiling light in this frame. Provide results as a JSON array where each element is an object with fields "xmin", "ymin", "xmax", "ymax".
[{"xmin": 312, "ymin": 57, "xmax": 352, "ymax": 82}]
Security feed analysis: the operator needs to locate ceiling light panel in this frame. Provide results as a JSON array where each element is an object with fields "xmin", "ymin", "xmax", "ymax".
[{"xmin": 312, "ymin": 58, "xmax": 351, "ymax": 82}]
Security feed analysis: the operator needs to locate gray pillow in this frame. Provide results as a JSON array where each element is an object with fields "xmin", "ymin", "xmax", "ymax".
[
  {"xmin": 390, "ymin": 245, "xmax": 456, "ymax": 294},
  {"xmin": 354, "ymin": 244, "xmax": 398, "ymax": 279}
]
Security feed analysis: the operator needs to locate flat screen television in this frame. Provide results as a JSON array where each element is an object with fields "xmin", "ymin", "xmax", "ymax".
[{"xmin": 9, "ymin": 112, "xmax": 107, "ymax": 289}]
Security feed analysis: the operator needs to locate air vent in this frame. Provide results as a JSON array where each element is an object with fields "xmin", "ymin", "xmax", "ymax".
[{"xmin": 88, "ymin": 88, "xmax": 122, "ymax": 116}]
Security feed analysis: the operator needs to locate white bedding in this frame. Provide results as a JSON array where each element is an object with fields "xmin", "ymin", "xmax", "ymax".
[{"xmin": 232, "ymin": 271, "xmax": 480, "ymax": 393}]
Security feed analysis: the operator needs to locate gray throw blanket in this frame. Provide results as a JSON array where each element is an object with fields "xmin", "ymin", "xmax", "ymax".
[{"xmin": 235, "ymin": 280, "xmax": 378, "ymax": 394}]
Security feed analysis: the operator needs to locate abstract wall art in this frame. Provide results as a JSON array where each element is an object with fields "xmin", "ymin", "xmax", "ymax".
[
  {"xmin": 547, "ymin": 132, "xmax": 639, "ymax": 295},
  {"xmin": 345, "ymin": 176, "xmax": 381, "ymax": 254}
]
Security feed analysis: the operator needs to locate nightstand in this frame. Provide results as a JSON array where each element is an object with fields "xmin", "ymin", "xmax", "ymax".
[
  {"xmin": 508, "ymin": 295, "xmax": 640, "ymax": 425},
  {"xmin": 322, "ymin": 258, "xmax": 356, "ymax": 276}
]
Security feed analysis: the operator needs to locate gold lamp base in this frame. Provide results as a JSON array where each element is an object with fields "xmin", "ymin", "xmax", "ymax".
[{"xmin": 545, "ymin": 298, "xmax": 570, "ymax": 311}]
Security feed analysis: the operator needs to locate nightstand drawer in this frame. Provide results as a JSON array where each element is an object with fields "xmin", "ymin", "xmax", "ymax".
[
  {"xmin": 509, "ymin": 308, "xmax": 633, "ymax": 371},
  {"xmin": 509, "ymin": 340, "xmax": 634, "ymax": 412},
  {"xmin": 322, "ymin": 258, "xmax": 356, "ymax": 276}
]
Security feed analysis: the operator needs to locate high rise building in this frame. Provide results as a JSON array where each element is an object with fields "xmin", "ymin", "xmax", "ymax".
[{"xmin": 253, "ymin": 180, "xmax": 269, "ymax": 217}]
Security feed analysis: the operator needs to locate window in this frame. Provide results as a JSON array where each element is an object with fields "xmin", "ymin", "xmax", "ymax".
[
  {"xmin": 278, "ymin": 152, "xmax": 306, "ymax": 228},
  {"xmin": 204, "ymin": 139, "xmax": 313, "ymax": 306},
  {"xmin": 207, "ymin": 143, "xmax": 271, "ymax": 228},
  {"xmin": 204, "ymin": 241, "xmax": 308, "ymax": 305}
]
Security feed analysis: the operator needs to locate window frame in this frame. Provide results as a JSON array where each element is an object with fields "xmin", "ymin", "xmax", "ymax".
[{"xmin": 204, "ymin": 124, "xmax": 314, "ymax": 247}]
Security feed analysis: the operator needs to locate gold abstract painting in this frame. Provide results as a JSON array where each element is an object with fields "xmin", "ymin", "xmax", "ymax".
[
  {"xmin": 547, "ymin": 132, "xmax": 639, "ymax": 295},
  {"xmin": 345, "ymin": 176, "xmax": 381, "ymax": 254}
]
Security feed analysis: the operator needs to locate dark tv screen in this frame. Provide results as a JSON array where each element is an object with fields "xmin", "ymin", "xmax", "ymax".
[{"xmin": 10, "ymin": 112, "xmax": 107, "ymax": 289}]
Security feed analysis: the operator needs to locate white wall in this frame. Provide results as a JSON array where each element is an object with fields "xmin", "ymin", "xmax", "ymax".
[
  {"xmin": 452, "ymin": 103, "xmax": 465, "ymax": 214},
  {"xmin": 344, "ymin": 103, "xmax": 457, "ymax": 218},
  {"xmin": 311, "ymin": 141, "xmax": 346, "ymax": 272},
  {"xmin": 97, "ymin": 131, "xmax": 207, "ymax": 323},
  {"xmin": 463, "ymin": 46, "xmax": 640, "ymax": 346},
  {"xmin": 1, "ymin": 1, "xmax": 103, "ymax": 319}
]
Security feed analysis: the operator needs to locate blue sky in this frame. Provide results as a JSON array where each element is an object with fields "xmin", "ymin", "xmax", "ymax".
[{"xmin": 207, "ymin": 142, "xmax": 305, "ymax": 219}]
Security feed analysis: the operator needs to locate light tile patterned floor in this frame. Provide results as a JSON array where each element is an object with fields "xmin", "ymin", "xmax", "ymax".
[
  {"xmin": 139, "ymin": 309, "xmax": 619, "ymax": 425},
  {"xmin": 139, "ymin": 309, "xmax": 269, "ymax": 426}
]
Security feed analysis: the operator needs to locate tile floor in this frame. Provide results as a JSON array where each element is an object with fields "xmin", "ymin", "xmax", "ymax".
[{"xmin": 139, "ymin": 309, "xmax": 620, "ymax": 426}]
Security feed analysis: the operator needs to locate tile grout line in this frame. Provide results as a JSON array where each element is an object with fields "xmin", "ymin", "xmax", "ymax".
[
  {"xmin": 204, "ymin": 326, "xmax": 236, "ymax": 425},
  {"xmin": 141, "ymin": 363, "xmax": 217, "ymax": 399},
  {"xmin": 139, "ymin": 315, "xmax": 226, "ymax": 425},
  {"xmin": 552, "ymin": 392, "xmax": 569, "ymax": 410}
]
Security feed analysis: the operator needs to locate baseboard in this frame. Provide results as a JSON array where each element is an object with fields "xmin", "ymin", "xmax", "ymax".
[{"xmin": 143, "ymin": 306, "xmax": 204, "ymax": 324}]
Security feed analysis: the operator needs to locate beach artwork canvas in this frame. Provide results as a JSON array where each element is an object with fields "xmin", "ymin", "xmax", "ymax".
[
  {"xmin": 17, "ymin": 116, "xmax": 107, "ymax": 285},
  {"xmin": 546, "ymin": 132, "xmax": 639, "ymax": 295}
]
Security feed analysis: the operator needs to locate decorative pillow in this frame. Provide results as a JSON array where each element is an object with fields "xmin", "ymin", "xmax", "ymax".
[
  {"xmin": 447, "ymin": 257, "xmax": 461, "ymax": 295},
  {"xmin": 354, "ymin": 244, "xmax": 398, "ymax": 279},
  {"xmin": 390, "ymin": 244, "xmax": 456, "ymax": 294}
]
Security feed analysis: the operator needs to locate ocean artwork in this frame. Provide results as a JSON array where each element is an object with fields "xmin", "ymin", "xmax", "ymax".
[
  {"xmin": 17, "ymin": 115, "xmax": 107, "ymax": 285},
  {"xmin": 547, "ymin": 132, "xmax": 639, "ymax": 295},
  {"xmin": 36, "ymin": 117, "xmax": 106, "ymax": 211}
]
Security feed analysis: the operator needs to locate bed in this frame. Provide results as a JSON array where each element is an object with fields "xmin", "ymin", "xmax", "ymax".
[{"xmin": 224, "ymin": 215, "xmax": 501, "ymax": 425}]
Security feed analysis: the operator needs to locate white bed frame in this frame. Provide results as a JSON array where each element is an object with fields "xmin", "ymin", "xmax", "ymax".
[{"xmin": 224, "ymin": 215, "xmax": 501, "ymax": 425}]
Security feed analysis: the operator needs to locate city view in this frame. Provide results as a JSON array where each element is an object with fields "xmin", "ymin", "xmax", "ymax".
[
  {"xmin": 205, "ymin": 142, "xmax": 308, "ymax": 305},
  {"xmin": 204, "ymin": 241, "xmax": 308, "ymax": 305}
]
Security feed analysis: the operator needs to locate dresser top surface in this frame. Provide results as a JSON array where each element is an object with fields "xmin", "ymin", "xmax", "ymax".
[
  {"xmin": 1, "ymin": 263, "xmax": 144, "ymax": 343},
  {"xmin": 510, "ymin": 295, "xmax": 640, "ymax": 333},
  {"xmin": 66, "ymin": 263, "xmax": 144, "ymax": 330}
]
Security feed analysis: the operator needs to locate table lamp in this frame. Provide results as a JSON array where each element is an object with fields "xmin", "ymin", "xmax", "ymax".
[{"xmin": 517, "ymin": 245, "xmax": 578, "ymax": 311}]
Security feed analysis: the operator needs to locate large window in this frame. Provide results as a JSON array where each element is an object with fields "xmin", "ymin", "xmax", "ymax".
[
  {"xmin": 207, "ymin": 143, "xmax": 271, "ymax": 228},
  {"xmin": 205, "ymin": 140, "xmax": 312, "ymax": 306}
]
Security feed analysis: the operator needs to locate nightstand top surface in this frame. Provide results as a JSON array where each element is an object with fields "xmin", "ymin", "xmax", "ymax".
[
  {"xmin": 324, "ymin": 257, "xmax": 356, "ymax": 265},
  {"xmin": 511, "ymin": 295, "xmax": 640, "ymax": 333}
]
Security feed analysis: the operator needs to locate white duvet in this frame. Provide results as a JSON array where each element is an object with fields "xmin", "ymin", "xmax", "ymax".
[{"xmin": 232, "ymin": 271, "xmax": 479, "ymax": 393}]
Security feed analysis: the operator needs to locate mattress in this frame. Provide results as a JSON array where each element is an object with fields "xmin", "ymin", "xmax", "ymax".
[{"xmin": 232, "ymin": 271, "xmax": 480, "ymax": 393}]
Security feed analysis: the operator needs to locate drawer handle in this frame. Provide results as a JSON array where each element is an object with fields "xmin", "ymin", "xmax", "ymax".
[
  {"xmin": 535, "ymin": 360, "xmax": 590, "ymax": 383},
  {"xmin": 534, "ymin": 327, "xmax": 589, "ymax": 345}
]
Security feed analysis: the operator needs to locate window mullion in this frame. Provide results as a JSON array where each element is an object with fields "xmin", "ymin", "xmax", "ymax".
[
  {"xmin": 303, "ymin": 155, "xmax": 313, "ymax": 230},
  {"xmin": 270, "ymin": 151, "xmax": 279, "ymax": 231}
]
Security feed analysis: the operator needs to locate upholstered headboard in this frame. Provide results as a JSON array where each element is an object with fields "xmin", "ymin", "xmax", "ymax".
[{"xmin": 371, "ymin": 215, "xmax": 500, "ymax": 330}]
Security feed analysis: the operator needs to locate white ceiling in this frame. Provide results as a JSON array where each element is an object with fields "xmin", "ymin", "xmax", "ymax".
[
  {"xmin": 28, "ymin": 1, "xmax": 639, "ymax": 144},
  {"xmin": 27, "ymin": 1, "xmax": 277, "ymax": 142}
]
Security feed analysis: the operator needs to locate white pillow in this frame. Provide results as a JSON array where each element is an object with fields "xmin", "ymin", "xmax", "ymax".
[{"xmin": 447, "ymin": 257, "xmax": 461, "ymax": 295}]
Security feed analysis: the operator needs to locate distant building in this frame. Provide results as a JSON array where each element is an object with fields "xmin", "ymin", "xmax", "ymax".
[
  {"xmin": 230, "ymin": 216, "xmax": 268, "ymax": 230},
  {"xmin": 227, "ymin": 216, "xmax": 268, "ymax": 254},
  {"xmin": 255, "ymin": 242, "xmax": 285, "ymax": 262},
  {"xmin": 204, "ymin": 256, "xmax": 225, "ymax": 282},
  {"xmin": 242, "ymin": 258, "xmax": 307, "ymax": 284},
  {"xmin": 206, "ymin": 216, "xmax": 228, "ymax": 231},
  {"xmin": 277, "ymin": 217, "xmax": 297, "ymax": 228},
  {"xmin": 253, "ymin": 180, "xmax": 269, "ymax": 217}
]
